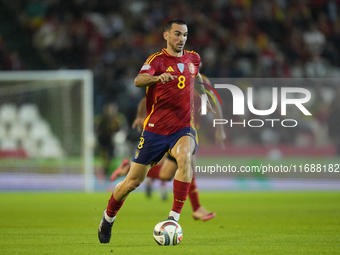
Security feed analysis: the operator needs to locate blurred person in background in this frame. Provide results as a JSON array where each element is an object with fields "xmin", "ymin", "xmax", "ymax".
[{"xmin": 95, "ymin": 102, "xmax": 127, "ymax": 180}]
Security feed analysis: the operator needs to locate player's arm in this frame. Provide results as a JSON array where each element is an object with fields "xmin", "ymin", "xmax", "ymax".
[
  {"xmin": 134, "ymin": 73, "xmax": 177, "ymax": 87},
  {"xmin": 132, "ymin": 97, "xmax": 146, "ymax": 133},
  {"xmin": 211, "ymin": 93, "xmax": 227, "ymax": 149},
  {"xmin": 200, "ymin": 75, "xmax": 226, "ymax": 148},
  {"xmin": 198, "ymin": 74, "xmax": 226, "ymax": 148},
  {"xmin": 195, "ymin": 73, "xmax": 215, "ymax": 114},
  {"xmin": 194, "ymin": 72, "xmax": 205, "ymax": 92}
]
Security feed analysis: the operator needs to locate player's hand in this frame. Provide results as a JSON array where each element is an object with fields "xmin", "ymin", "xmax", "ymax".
[
  {"xmin": 215, "ymin": 128, "xmax": 226, "ymax": 149},
  {"xmin": 198, "ymin": 97, "xmax": 216, "ymax": 116},
  {"xmin": 132, "ymin": 117, "xmax": 144, "ymax": 132},
  {"xmin": 158, "ymin": 73, "xmax": 177, "ymax": 84},
  {"xmin": 206, "ymin": 100, "xmax": 216, "ymax": 115}
]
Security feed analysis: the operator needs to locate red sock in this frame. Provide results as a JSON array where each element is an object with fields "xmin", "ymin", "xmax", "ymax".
[
  {"xmin": 147, "ymin": 164, "xmax": 162, "ymax": 179},
  {"xmin": 188, "ymin": 177, "xmax": 201, "ymax": 212},
  {"xmin": 106, "ymin": 193, "xmax": 124, "ymax": 217},
  {"xmin": 172, "ymin": 179, "xmax": 191, "ymax": 213}
]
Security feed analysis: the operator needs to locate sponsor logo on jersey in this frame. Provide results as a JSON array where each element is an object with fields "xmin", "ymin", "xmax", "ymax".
[{"xmin": 166, "ymin": 66, "xmax": 174, "ymax": 72}]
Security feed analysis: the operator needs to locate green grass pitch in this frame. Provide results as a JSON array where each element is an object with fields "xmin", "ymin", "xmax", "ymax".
[{"xmin": 0, "ymin": 191, "xmax": 339, "ymax": 255}]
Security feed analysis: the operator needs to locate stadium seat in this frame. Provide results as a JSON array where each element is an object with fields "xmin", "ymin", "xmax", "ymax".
[
  {"xmin": 29, "ymin": 120, "xmax": 52, "ymax": 141},
  {"xmin": 0, "ymin": 138, "xmax": 18, "ymax": 150},
  {"xmin": 17, "ymin": 104, "xmax": 40, "ymax": 124},
  {"xmin": 8, "ymin": 122, "xmax": 28, "ymax": 140},
  {"xmin": 0, "ymin": 104, "xmax": 18, "ymax": 124},
  {"xmin": 39, "ymin": 135, "xmax": 64, "ymax": 158},
  {"xmin": 0, "ymin": 124, "xmax": 7, "ymax": 139},
  {"xmin": 20, "ymin": 137, "xmax": 39, "ymax": 157},
  {"xmin": 0, "ymin": 103, "xmax": 65, "ymax": 158}
]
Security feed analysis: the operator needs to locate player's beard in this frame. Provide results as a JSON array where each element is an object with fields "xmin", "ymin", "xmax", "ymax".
[{"xmin": 170, "ymin": 41, "xmax": 184, "ymax": 53}]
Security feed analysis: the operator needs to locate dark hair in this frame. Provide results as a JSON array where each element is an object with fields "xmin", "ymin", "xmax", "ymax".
[{"xmin": 164, "ymin": 19, "xmax": 187, "ymax": 32}]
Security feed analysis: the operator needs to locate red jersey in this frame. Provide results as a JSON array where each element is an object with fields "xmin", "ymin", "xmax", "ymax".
[{"xmin": 139, "ymin": 48, "xmax": 201, "ymax": 135}]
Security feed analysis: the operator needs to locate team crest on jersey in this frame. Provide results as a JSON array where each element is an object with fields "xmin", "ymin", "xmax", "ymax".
[
  {"xmin": 188, "ymin": 63, "xmax": 195, "ymax": 75},
  {"xmin": 177, "ymin": 63, "xmax": 184, "ymax": 73}
]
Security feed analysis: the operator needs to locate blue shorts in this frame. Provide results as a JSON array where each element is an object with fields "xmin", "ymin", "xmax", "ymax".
[
  {"xmin": 132, "ymin": 127, "xmax": 198, "ymax": 166},
  {"xmin": 166, "ymin": 153, "xmax": 177, "ymax": 163}
]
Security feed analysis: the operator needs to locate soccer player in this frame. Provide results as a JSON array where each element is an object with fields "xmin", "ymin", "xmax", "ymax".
[
  {"xmin": 111, "ymin": 79, "xmax": 226, "ymax": 220},
  {"xmin": 98, "ymin": 19, "xmax": 215, "ymax": 243}
]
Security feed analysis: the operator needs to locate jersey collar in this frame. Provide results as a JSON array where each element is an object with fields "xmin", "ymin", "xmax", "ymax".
[{"xmin": 162, "ymin": 48, "xmax": 186, "ymax": 57}]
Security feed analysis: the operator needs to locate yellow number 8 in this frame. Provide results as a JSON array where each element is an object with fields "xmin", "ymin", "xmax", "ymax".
[
  {"xmin": 138, "ymin": 137, "xmax": 145, "ymax": 149},
  {"xmin": 177, "ymin": 75, "xmax": 186, "ymax": 89}
]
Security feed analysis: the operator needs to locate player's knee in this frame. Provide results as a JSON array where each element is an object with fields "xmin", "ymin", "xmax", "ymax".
[
  {"xmin": 159, "ymin": 168, "xmax": 175, "ymax": 181},
  {"xmin": 165, "ymin": 175, "xmax": 173, "ymax": 181},
  {"xmin": 125, "ymin": 179, "xmax": 142, "ymax": 192},
  {"xmin": 176, "ymin": 154, "xmax": 191, "ymax": 173},
  {"xmin": 161, "ymin": 174, "xmax": 173, "ymax": 182}
]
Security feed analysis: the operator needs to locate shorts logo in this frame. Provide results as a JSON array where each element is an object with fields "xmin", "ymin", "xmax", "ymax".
[
  {"xmin": 134, "ymin": 149, "xmax": 140, "ymax": 159},
  {"xmin": 141, "ymin": 64, "xmax": 151, "ymax": 70},
  {"xmin": 177, "ymin": 63, "xmax": 184, "ymax": 73}
]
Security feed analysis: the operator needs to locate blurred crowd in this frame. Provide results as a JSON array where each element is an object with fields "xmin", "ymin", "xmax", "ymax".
[
  {"xmin": 1, "ymin": 0, "xmax": 340, "ymax": 152},
  {"xmin": 0, "ymin": 34, "xmax": 25, "ymax": 70}
]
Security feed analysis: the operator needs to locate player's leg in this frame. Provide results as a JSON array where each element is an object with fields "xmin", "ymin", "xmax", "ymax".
[
  {"xmin": 113, "ymin": 154, "xmax": 177, "ymax": 182},
  {"xmin": 110, "ymin": 159, "xmax": 160, "ymax": 198},
  {"xmin": 145, "ymin": 177, "xmax": 153, "ymax": 198},
  {"xmin": 99, "ymin": 129, "xmax": 169, "ymax": 243},
  {"xmin": 145, "ymin": 178, "xmax": 167, "ymax": 200},
  {"xmin": 147, "ymin": 156, "xmax": 177, "ymax": 181},
  {"xmin": 145, "ymin": 155, "xmax": 176, "ymax": 200},
  {"xmin": 97, "ymin": 148, "xmax": 109, "ymax": 180},
  {"xmin": 112, "ymin": 162, "xmax": 150, "ymax": 201},
  {"xmin": 156, "ymin": 157, "xmax": 177, "ymax": 200},
  {"xmin": 106, "ymin": 143, "xmax": 115, "ymax": 177},
  {"xmin": 102, "ymin": 144, "xmax": 114, "ymax": 177},
  {"xmin": 162, "ymin": 153, "xmax": 216, "ymax": 221},
  {"xmin": 110, "ymin": 158, "xmax": 130, "ymax": 182},
  {"xmin": 98, "ymin": 162, "xmax": 150, "ymax": 243},
  {"xmin": 110, "ymin": 156, "xmax": 176, "ymax": 200},
  {"xmin": 159, "ymin": 156, "xmax": 177, "ymax": 181},
  {"xmin": 159, "ymin": 180, "xmax": 167, "ymax": 200},
  {"xmin": 168, "ymin": 135, "xmax": 195, "ymax": 221},
  {"xmin": 188, "ymin": 154, "xmax": 216, "ymax": 221}
]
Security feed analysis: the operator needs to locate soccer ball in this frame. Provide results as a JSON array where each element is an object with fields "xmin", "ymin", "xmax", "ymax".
[{"xmin": 153, "ymin": 219, "xmax": 183, "ymax": 245}]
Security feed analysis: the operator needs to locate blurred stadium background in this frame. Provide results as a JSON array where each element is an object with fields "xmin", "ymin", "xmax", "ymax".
[{"xmin": 0, "ymin": 0, "xmax": 339, "ymax": 192}]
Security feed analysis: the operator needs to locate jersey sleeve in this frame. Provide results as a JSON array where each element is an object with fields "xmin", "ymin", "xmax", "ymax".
[
  {"xmin": 193, "ymin": 53, "xmax": 201, "ymax": 76},
  {"xmin": 138, "ymin": 54, "xmax": 160, "ymax": 76}
]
